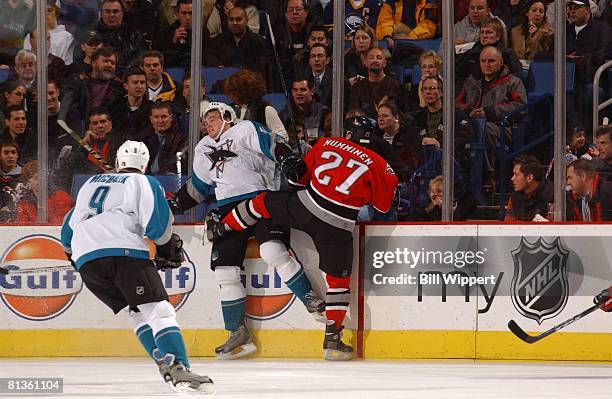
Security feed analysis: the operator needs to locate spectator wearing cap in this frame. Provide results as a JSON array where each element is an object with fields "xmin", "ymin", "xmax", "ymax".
[
  {"xmin": 68, "ymin": 30, "xmax": 104, "ymax": 76},
  {"xmin": 58, "ymin": 47, "xmax": 125, "ymax": 128},
  {"xmin": 566, "ymin": 159, "xmax": 612, "ymax": 221},
  {"xmin": 23, "ymin": 1, "xmax": 75, "ymax": 65},
  {"xmin": 566, "ymin": 0, "xmax": 612, "ymax": 128},
  {"xmin": 96, "ymin": 0, "xmax": 148, "ymax": 75}
]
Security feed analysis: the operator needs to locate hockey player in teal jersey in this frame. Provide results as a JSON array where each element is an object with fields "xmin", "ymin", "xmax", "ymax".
[
  {"xmin": 61, "ymin": 140, "xmax": 214, "ymax": 394},
  {"xmin": 168, "ymin": 102, "xmax": 325, "ymax": 360}
]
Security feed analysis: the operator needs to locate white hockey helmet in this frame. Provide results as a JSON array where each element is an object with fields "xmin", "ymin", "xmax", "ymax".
[
  {"xmin": 115, "ymin": 140, "xmax": 150, "ymax": 173},
  {"xmin": 202, "ymin": 101, "xmax": 237, "ymax": 125}
]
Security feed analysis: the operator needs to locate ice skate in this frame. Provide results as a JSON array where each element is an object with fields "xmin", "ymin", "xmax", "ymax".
[
  {"xmin": 158, "ymin": 353, "xmax": 215, "ymax": 394},
  {"xmin": 323, "ymin": 322, "xmax": 353, "ymax": 361},
  {"xmin": 215, "ymin": 321, "xmax": 257, "ymax": 360},
  {"xmin": 304, "ymin": 291, "xmax": 326, "ymax": 323}
]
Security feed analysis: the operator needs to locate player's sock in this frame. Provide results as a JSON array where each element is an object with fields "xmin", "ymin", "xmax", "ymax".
[
  {"xmin": 215, "ymin": 266, "xmax": 247, "ymax": 331},
  {"xmin": 135, "ymin": 324, "xmax": 158, "ymax": 361},
  {"xmin": 127, "ymin": 308, "xmax": 159, "ymax": 362},
  {"xmin": 325, "ymin": 274, "xmax": 351, "ymax": 328},
  {"xmin": 281, "ymin": 264, "xmax": 311, "ymax": 303},
  {"xmin": 260, "ymin": 241, "xmax": 311, "ymax": 303},
  {"xmin": 222, "ymin": 193, "xmax": 270, "ymax": 231},
  {"xmin": 154, "ymin": 326, "xmax": 190, "ymax": 368}
]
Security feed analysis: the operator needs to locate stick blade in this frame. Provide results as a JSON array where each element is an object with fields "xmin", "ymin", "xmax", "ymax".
[{"xmin": 507, "ymin": 320, "xmax": 539, "ymax": 344}]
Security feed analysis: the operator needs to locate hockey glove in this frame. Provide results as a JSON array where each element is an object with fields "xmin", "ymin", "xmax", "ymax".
[
  {"xmin": 155, "ymin": 234, "xmax": 185, "ymax": 271},
  {"xmin": 205, "ymin": 210, "xmax": 232, "ymax": 242},
  {"xmin": 594, "ymin": 286, "xmax": 612, "ymax": 312},
  {"xmin": 64, "ymin": 251, "xmax": 77, "ymax": 271},
  {"xmin": 167, "ymin": 197, "xmax": 181, "ymax": 215},
  {"xmin": 280, "ymin": 155, "xmax": 307, "ymax": 184}
]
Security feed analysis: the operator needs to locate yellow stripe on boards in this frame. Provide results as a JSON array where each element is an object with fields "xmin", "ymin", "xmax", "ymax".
[{"xmin": 1, "ymin": 329, "xmax": 611, "ymax": 362}]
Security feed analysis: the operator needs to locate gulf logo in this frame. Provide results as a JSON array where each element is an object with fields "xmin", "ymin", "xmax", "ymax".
[
  {"xmin": 242, "ymin": 238, "xmax": 296, "ymax": 321},
  {"xmin": 0, "ymin": 235, "xmax": 83, "ymax": 321},
  {"xmin": 147, "ymin": 240, "xmax": 196, "ymax": 310}
]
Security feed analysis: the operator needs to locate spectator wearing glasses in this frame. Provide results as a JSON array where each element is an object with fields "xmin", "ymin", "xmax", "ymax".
[{"xmin": 96, "ymin": 0, "xmax": 148, "ymax": 75}]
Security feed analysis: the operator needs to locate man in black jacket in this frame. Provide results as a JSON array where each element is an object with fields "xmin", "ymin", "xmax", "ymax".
[
  {"xmin": 566, "ymin": 158, "xmax": 612, "ymax": 221},
  {"xmin": 204, "ymin": 7, "xmax": 272, "ymax": 82},
  {"xmin": 504, "ymin": 154, "xmax": 552, "ymax": 221},
  {"xmin": 58, "ymin": 47, "xmax": 125, "ymax": 131},
  {"xmin": 96, "ymin": 0, "xmax": 148, "ymax": 75}
]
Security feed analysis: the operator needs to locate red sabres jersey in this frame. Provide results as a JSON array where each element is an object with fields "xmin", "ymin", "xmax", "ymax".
[{"xmin": 298, "ymin": 137, "xmax": 398, "ymax": 218}]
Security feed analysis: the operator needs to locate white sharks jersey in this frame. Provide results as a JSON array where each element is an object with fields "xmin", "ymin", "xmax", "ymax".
[
  {"xmin": 189, "ymin": 120, "xmax": 282, "ymax": 206},
  {"xmin": 61, "ymin": 173, "xmax": 173, "ymax": 269}
]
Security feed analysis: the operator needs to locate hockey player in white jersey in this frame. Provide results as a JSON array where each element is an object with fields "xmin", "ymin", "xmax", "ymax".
[
  {"xmin": 61, "ymin": 141, "xmax": 214, "ymax": 394},
  {"xmin": 168, "ymin": 102, "xmax": 325, "ymax": 360}
]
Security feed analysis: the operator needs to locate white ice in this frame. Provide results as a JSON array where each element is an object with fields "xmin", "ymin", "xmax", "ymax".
[{"xmin": 0, "ymin": 358, "xmax": 610, "ymax": 399}]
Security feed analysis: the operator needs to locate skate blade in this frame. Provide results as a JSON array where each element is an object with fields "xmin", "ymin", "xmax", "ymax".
[
  {"xmin": 324, "ymin": 349, "xmax": 353, "ymax": 361},
  {"xmin": 168, "ymin": 381, "xmax": 216, "ymax": 394},
  {"xmin": 216, "ymin": 342, "xmax": 257, "ymax": 360}
]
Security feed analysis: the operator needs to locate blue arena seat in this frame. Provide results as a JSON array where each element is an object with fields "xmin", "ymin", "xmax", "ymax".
[
  {"xmin": 202, "ymin": 67, "xmax": 240, "ymax": 93},
  {"xmin": 208, "ymin": 94, "xmax": 232, "ymax": 104},
  {"xmin": 0, "ymin": 68, "xmax": 9, "ymax": 84},
  {"xmin": 166, "ymin": 67, "xmax": 185, "ymax": 82},
  {"xmin": 263, "ymin": 93, "xmax": 288, "ymax": 111},
  {"xmin": 527, "ymin": 61, "xmax": 575, "ymax": 100}
]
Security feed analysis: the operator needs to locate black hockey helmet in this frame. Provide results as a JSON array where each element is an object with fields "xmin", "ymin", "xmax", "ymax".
[{"xmin": 343, "ymin": 116, "xmax": 376, "ymax": 144}]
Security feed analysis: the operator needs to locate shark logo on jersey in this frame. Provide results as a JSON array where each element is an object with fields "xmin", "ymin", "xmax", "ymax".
[{"xmin": 204, "ymin": 140, "xmax": 237, "ymax": 177}]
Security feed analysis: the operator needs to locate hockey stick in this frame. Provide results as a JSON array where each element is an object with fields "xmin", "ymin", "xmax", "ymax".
[
  {"xmin": 507, "ymin": 304, "xmax": 600, "ymax": 344},
  {"xmin": 264, "ymin": 12, "xmax": 301, "ymax": 156},
  {"xmin": 176, "ymin": 151, "xmax": 182, "ymax": 193},
  {"xmin": 0, "ymin": 264, "xmax": 75, "ymax": 275},
  {"xmin": 57, "ymin": 119, "xmax": 114, "ymax": 172}
]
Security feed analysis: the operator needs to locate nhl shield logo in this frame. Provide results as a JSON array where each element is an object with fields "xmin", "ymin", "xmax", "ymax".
[{"xmin": 511, "ymin": 237, "xmax": 569, "ymax": 324}]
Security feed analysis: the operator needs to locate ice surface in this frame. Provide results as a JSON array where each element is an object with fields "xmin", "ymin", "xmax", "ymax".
[{"xmin": 0, "ymin": 358, "xmax": 610, "ymax": 398}]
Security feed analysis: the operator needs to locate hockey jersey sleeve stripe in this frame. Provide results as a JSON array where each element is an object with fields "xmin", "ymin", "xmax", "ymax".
[
  {"xmin": 144, "ymin": 176, "xmax": 174, "ymax": 244},
  {"xmin": 253, "ymin": 122, "xmax": 275, "ymax": 161},
  {"xmin": 190, "ymin": 173, "xmax": 214, "ymax": 200},
  {"xmin": 60, "ymin": 207, "xmax": 75, "ymax": 252}
]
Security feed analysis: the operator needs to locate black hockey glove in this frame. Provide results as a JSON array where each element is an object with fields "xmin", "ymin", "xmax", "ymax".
[
  {"xmin": 594, "ymin": 286, "xmax": 612, "ymax": 312},
  {"xmin": 205, "ymin": 210, "xmax": 231, "ymax": 242},
  {"xmin": 155, "ymin": 234, "xmax": 185, "ymax": 271},
  {"xmin": 64, "ymin": 251, "xmax": 77, "ymax": 271},
  {"xmin": 167, "ymin": 197, "xmax": 181, "ymax": 215},
  {"xmin": 280, "ymin": 154, "xmax": 307, "ymax": 184}
]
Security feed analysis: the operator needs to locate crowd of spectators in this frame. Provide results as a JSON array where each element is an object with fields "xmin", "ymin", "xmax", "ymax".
[{"xmin": 0, "ymin": 0, "xmax": 611, "ymax": 223}]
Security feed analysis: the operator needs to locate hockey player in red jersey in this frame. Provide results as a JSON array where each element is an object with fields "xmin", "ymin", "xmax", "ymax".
[
  {"xmin": 208, "ymin": 123, "xmax": 398, "ymax": 360},
  {"xmin": 594, "ymin": 287, "xmax": 612, "ymax": 312}
]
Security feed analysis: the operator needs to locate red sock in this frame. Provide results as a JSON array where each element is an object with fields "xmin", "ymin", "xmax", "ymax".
[{"xmin": 325, "ymin": 274, "xmax": 350, "ymax": 328}]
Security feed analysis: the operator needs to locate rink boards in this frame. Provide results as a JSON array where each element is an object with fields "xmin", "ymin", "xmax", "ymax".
[{"xmin": 0, "ymin": 224, "xmax": 611, "ymax": 361}]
